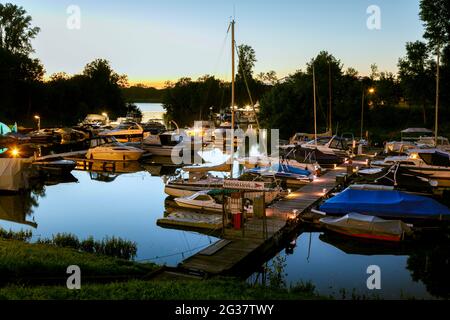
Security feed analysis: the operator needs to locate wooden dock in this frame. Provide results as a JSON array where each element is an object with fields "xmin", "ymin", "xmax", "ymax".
[{"xmin": 176, "ymin": 166, "xmax": 348, "ymax": 278}]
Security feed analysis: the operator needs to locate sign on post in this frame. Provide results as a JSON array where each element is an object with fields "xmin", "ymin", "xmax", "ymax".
[{"xmin": 223, "ymin": 179, "xmax": 265, "ymax": 191}]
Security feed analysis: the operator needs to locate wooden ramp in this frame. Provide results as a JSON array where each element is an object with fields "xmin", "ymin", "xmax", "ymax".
[
  {"xmin": 179, "ymin": 167, "xmax": 347, "ymax": 276},
  {"xmin": 269, "ymin": 167, "xmax": 346, "ymax": 214}
]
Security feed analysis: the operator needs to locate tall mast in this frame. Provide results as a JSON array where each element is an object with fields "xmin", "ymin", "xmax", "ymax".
[
  {"xmin": 435, "ymin": 44, "xmax": 440, "ymax": 147},
  {"xmin": 231, "ymin": 19, "xmax": 235, "ymax": 130},
  {"xmin": 328, "ymin": 61, "xmax": 332, "ymax": 133},
  {"xmin": 313, "ymin": 64, "xmax": 317, "ymax": 146}
]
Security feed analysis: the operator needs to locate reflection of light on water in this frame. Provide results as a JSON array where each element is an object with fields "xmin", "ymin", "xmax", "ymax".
[{"xmin": 197, "ymin": 148, "xmax": 231, "ymax": 164}]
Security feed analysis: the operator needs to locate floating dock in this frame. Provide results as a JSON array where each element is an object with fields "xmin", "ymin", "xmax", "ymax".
[{"xmin": 156, "ymin": 166, "xmax": 349, "ymax": 279}]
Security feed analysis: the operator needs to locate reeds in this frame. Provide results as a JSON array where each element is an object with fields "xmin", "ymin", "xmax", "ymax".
[{"xmin": 36, "ymin": 233, "xmax": 138, "ymax": 260}]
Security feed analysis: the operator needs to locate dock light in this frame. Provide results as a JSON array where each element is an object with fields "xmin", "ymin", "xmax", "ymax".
[
  {"xmin": 322, "ymin": 188, "xmax": 327, "ymax": 195},
  {"xmin": 368, "ymin": 87, "xmax": 375, "ymax": 94},
  {"xmin": 34, "ymin": 115, "xmax": 41, "ymax": 131},
  {"xmin": 287, "ymin": 188, "xmax": 292, "ymax": 194},
  {"xmin": 10, "ymin": 147, "xmax": 20, "ymax": 158}
]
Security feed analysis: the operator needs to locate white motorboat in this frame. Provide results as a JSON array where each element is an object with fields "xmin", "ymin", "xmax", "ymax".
[
  {"xmin": 99, "ymin": 122, "xmax": 144, "ymax": 143},
  {"xmin": 174, "ymin": 191, "xmax": 223, "ymax": 213},
  {"xmin": 142, "ymin": 132, "xmax": 184, "ymax": 157},
  {"xmin": 164, "ymin": 172, "xmax": 224, "ymax": 197},
  {"xmin": 300, "ymin": 135, "xmax": 351, "ymax": 159},
  {"xmin": 143, "ymin": 131, "xmax": 203, "ymax": 157},
  {"xmin": 86, "ymin": 136, "xmax": 144, "ymax": 161},
  {"xmin": 371, "ymin": 148, "xmax": 450, "ymax": 187}
]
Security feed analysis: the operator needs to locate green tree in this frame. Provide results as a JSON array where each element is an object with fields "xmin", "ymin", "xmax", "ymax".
[
  {"xmin": 398, "ymin": 41, "xmax": 435, "ymax": 124},
  {"xmin": 0, "ymin": 3, "xmax": 40, "ymax": 55}
]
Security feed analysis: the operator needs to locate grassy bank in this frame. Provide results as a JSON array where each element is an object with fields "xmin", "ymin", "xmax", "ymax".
[
  {"xmin": 0, "ymin": 278, "xmax": 322, "ymax": 300},
  {"xmin": 0, "ymin": 238, "xmax": 323, "ymax": 300},
  {"xmin": 0, "ymin": 239, "xmax": 157, "ymax": 284}
]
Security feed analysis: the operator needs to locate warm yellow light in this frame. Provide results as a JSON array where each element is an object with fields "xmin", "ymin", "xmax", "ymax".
[
  {"xmin": 10, "ymin": 147, "xmax": 20, "ymax": 157},
  {"xmin": 368, "ymin": 88, "xmax": 375, "ymax": 94},
  {"xmin": 34, "ymin": 115, "xmax": 40, "ymax": 119},
  {"xmin": 102, "ymin": 112, "xmax": 108, "ymax": 117}
]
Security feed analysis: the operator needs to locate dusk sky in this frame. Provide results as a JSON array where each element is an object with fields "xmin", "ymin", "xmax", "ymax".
[{"xmin": 8, "ymin": 0, "xmax": 424, "ymax": 87}]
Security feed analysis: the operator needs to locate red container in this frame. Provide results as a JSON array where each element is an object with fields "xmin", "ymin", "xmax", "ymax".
[{"xmin": 232, "ymin": 212, "xmax": 242, "ymax": 230}]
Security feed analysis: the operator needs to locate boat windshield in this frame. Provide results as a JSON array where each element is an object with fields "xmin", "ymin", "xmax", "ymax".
[{"xmin": 418, "ymin": 151, "xmax": 450, "ymax": 167}]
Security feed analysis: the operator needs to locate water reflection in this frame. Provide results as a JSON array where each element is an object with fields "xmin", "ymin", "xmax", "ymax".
[
  {"xmin": 0, "ymin": 166, "xmax": 218, "ymax": 266},
  {"xmin": 0, "ymin": 192, "xmax": 38, "ymax": 228}
]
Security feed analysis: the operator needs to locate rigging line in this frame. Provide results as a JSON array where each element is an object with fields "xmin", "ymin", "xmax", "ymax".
[
  {"xmin": 234, "ymin": 40, "xmax": 260, "ymax": 130},
  {"xmin": 136, "ymin": 243, "xmax": 210, "ymax": 262}
]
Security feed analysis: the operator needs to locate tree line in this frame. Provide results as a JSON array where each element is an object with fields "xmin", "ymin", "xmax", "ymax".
[
  {"xmin": 1, "ymin": 1, "xmax": 449, "ymax": 141},
  {"xmin": 0, "ymin": 3, "xmax": 128, "ymax": 127}
]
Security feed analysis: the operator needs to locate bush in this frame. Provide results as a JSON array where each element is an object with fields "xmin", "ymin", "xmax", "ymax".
[
  {"xmin": 52, "ymin": 233, "xmax": 80, "ymax": 249},
  {"xmin": 80, "ymin": 236, "xmax": 95, "ymax": 254},
  {"xmin": 0, "ymin": 228, "xmax": 32, "ymax": 242}
]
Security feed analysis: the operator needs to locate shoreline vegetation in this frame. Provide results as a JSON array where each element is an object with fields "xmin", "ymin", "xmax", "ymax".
[
  {"xmin": 1, "ymin": 2, "xmax": 450, "ymax": 142},
  {"xmin": 0, "ymin": 230, "xmax": 323, "ymax": 300}
]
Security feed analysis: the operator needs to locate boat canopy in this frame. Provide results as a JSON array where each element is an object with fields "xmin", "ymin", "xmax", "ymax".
[
  {"xmin": 0, "ymin": 122, "xmax": 11, "ymax": 136},
  {"xmin": 401, "ymin": 128, "xmax": 432, "ymax": 134},
  {"xmin": 319, "ymin": 188, "xmax": 450, "ymax": 220}
]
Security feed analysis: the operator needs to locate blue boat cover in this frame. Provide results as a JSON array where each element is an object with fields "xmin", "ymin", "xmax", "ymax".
[
  {"xmin": 248, "ymin": 164, "xmax": 310, "ymax": 176},
  {"xmin": 319, "ymin": 189, "xmax": 450, "ymax": 220}
]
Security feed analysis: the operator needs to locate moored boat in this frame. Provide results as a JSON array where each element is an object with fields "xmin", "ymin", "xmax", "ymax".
[
  {"xmin": 99, "ymin": 121, "xmax": 144, "ymax": 143},
  {"xmin": 319, "ymin": 213, "xmax": 413, "ymax": 242},
  {"xmin": 86, "ymin": 137, "xmax": 144, "ymax": 161},
  {"xmin": 318, "ymin": 187, "xmax": 450, "ymax": 222},
  {"xmin": 174, "ymin": 191, "xmax": 223, "ymax": 213}
]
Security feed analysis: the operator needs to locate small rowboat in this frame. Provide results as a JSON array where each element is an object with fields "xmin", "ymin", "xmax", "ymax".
[{"xmin": 319, "ymin": 212, "xmax": 413, "ymax": 242}]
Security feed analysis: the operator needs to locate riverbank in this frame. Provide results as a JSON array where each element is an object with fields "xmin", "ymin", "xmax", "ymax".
[{"xmin": 0, "ymin": 238, "xmax": 323, "ymax": 300}]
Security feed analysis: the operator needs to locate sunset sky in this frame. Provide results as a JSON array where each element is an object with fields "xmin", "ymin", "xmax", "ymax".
[{"xmin": 9, "ymin": 0, "xmax": 424, "ymax": 88}]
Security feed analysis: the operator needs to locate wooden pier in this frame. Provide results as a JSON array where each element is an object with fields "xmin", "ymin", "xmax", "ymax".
[{"xmin": 172, "ymin": 166, "xmax": 348, "ymax": 278}]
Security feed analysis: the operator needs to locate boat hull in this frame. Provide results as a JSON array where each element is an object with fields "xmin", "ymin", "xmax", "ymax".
[
  {"xmin": 87, "ymin": 150, "xmax": 143, "ymax": 161},
  {"xmin": 174, "ymin": 199, "xmax": 223, "ymax": 213}
]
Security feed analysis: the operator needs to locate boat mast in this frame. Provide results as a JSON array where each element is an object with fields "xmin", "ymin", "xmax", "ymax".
[
  {"xmin": 313, "ymin": 64, "xmax": 317, "ymax": 147},
  {"xmin": 231, "ymin": 19, "xmax": 236, "ymax": 131},
  {"xmin": 328, "ymin": 61, "xmax": 332, "ymax": 134},
  {"xmin": 435, "ymin": 44, "xmax": 440, "ymax": 147}
]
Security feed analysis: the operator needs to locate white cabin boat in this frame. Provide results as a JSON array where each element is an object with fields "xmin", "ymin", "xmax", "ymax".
[
  {"xmin": 99, "ymin": 122, "xmax": 144, "ymax": 143},
  {"xmin": 174, "ymin": 191, "xmax": 223, "ymax": 213},
  {"xmin": 86, "ymin": 137, "xmax": 144, "ymax": 161}
]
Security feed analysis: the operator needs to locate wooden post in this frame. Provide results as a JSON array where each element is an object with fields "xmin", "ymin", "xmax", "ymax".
[
  {"xmin": 263, "ymin": 190, "xmax": 267, "ymax": 240},
  {"xmin": 241, "ymin": 191, "xmax": 245, "ymax": 238},
  {"xmin": 222, "ymin": 191, "xmax": 226, "ymax": 237}
]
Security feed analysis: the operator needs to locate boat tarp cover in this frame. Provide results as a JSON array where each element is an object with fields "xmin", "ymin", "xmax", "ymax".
[
  {"xmin": 320, "ymin": 213, "xmax": 411, "ymax": 236},
  {"xmin": 319, "ymin": 188, "xmax": 450, "ymax": 219},
  {"xmin": 0, "ymin": 158, "xmax": 30, "ymax": 191}
]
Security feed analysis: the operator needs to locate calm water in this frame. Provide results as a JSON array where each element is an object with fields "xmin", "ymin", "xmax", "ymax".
[
  {"xmin": 135, "ymin": 102, "xmax": 164, "ymax": 112},
  {"xmin": 251, "ymin": 232, "xmax": 448, "ymax": 299},
  {"xmin": 1, "ymin": 119, "xmax": 449, "ymax": 299},
  {"xmin": 0, "ymin": 168, "xmax": 218, "ymax": 266}
]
